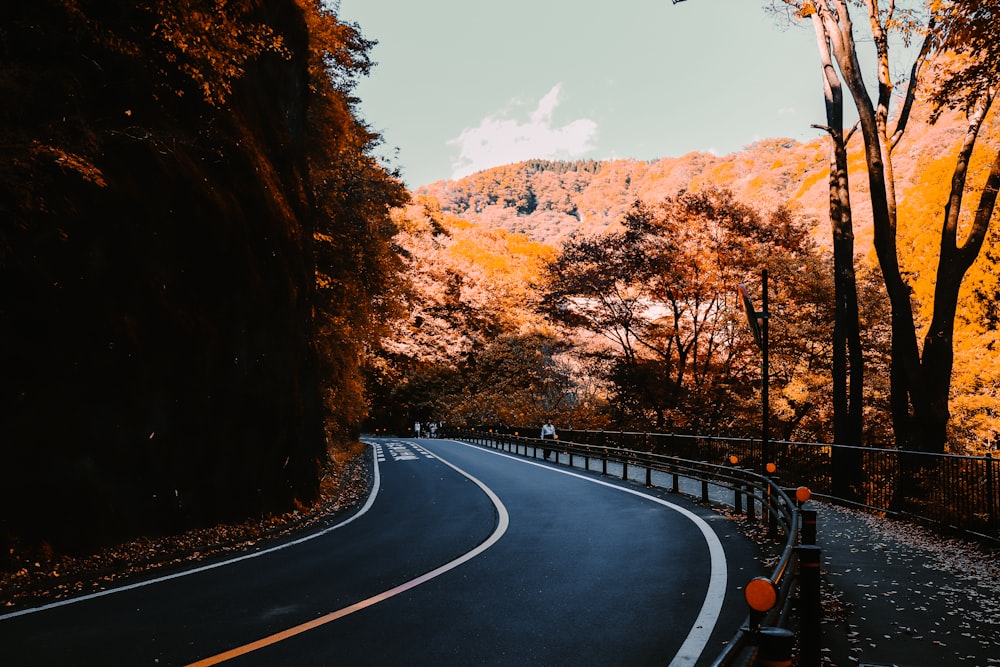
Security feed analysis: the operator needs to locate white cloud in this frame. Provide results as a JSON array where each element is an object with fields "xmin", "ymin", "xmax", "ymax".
[{"xmin": 448, "ymin": 84, "xmax": 599, "ymax": 180}]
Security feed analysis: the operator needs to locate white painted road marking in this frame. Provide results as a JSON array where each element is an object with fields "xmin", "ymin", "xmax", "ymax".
[
  {"xmin": 409, "ymin": 443, "xmax": 437, "ymax": 459},
  {"xmin": 378, "ymin": 440, "xmax": 436, "ymax": 462},
  {"xmin": 385, "ymin": 441, "xmax": 419, "ymax": 461},
  {"xmin": 185, "ymin": 442, "xmax": 511, "ymax": 666},
  {"xmin": 439, "ymin": 439, "xmax": 728, "ymax": 667},
  {"xmin": 0, "ymin": 445, "xmax": 384, "ymax": 622}
]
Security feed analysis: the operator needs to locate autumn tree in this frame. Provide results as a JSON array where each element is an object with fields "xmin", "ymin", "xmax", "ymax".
[
  {"xmin": 452, "ymin": 332, "xmax": 600, "ymax": 429},
  {"xmin": 805, "ymin": 6, "xmax": 865, "ymax": 447},
  {"xmin": 543, "ymin": 189, "xmax": 834, "ymax": 439},
  {"xmin": 0, "ymin": 0, "xmax": 405, "ymax": 553},
  {"xmin": 302, "ymin": 1, "xmax": 409, "ymax": 443},
  {"xmin": 364, "ymin": 196, "xmax": 609, "ymax": 433},
  {"xmin": 775, "ymin": 0, "xmax": 1000, "ymax": 453},
  {"xmin": 671, "ymin": 0, "xmax": 999, "ymax": 452}
]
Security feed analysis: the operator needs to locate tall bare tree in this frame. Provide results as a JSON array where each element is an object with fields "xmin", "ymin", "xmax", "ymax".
[
  {"xmin": 793, "ymin": 0, "xmax": 1000, "ymax": 453},
  {"xmin": 676, "ymin": 0, "xmax": 1000, "ymax": 452},
  {"xmin": 806, "ymin": 7, "xmax": 864, "ymax": 448}
]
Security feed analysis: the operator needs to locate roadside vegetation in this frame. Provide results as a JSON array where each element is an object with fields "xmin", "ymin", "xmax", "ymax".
[{"xmin": 2, "ymin": 1, "xmax": 998, "ymax": 583}]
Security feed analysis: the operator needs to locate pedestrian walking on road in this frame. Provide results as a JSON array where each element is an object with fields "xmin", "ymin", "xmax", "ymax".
[{"xmin": 541, "ymin": 418, "xmax": 556, "ymax": 459}]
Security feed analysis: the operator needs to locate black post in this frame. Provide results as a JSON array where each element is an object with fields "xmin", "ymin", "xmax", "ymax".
[
  {"xmin": 757, "ymin": 626, "xmax": 794, "ymax": 667},
  {"xmin": 801, "ymin": 507, "xmax": 817, "ymax": 545},
  {"xmin": 767, "ymin": 474, "xmax": 778, "ymax": 538},
  {"xmin": 797, "ymin": 544, "xmax": 822, "ymax": 667},
  {"xmin": 987, "ymin": 454, "xmax": 996, "ymax": 537}
]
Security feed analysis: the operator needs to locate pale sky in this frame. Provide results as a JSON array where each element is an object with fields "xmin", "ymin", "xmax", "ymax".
[{"xmin": 335, "ymin": 1, "xmax": 890, "ymax": 189}]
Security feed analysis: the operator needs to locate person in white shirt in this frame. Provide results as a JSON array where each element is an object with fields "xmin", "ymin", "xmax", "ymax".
[{"xmin": 540, "ymin": 419, "xmax": 556, "ymax": 459}]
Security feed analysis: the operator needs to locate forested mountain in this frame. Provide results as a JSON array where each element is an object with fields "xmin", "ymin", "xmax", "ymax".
[
  {"xmin": 416, "ymin": 106, "xmax": 983, "ymax": 256},
  {"xmin": 3, "ymin": 0, "xmax": 998, "ymax": 576},
  {"xmin": 384, "ymin": 101, "xmax": 1000, "ymax": 454},
  {"xmin": 0, "ymin": 1, "xmax": 404, "ymax": 557}
]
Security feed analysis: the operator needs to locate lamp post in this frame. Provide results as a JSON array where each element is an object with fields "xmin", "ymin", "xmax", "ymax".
[{"xmin": 738, "ymin": 269, "xmax": 770, "ymax": 469}]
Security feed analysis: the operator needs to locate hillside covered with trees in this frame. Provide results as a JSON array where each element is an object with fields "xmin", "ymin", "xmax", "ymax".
[
  {"xmin": 0, "ymin": 1, "xmax": 405, "ymax": 560},
  {"xmin": 383, "ymin": 9, "xmax": 1000, "ymax": 456},
  {"xmin": 3, "ymin": 0, "xmax": 999, "ymax": 579}
]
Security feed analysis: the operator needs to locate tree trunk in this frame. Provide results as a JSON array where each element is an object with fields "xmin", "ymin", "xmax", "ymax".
[
  {"xmin": 811, "ymin": 11, "xmax": 864, "ymax": 500},
  {"xmin": 819, "ymin": 0, "xmax": 925, "ymax": 450},
  {"xmin": 811, "ymin": 11, "xmax": 864, "ymax": 448},
  {"xmin": 916, "ymin": 115, "xmax": 1000, "ymax": 452}
]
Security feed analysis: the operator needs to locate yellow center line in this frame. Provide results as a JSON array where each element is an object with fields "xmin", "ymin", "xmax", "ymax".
[{"xmin": 186, "ymin": 445, "xmax": 509, "ymax": 666}]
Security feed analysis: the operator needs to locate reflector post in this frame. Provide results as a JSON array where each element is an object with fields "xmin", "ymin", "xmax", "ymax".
[{"xmin": 745, "ymin": 576, "xmax": 777, "ymax": 613}]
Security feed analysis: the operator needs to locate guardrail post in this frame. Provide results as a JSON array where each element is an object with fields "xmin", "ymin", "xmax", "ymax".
[
  {"xmin": 987, "ymin": 454, "xmax": 997, "ymax": 537},
  {"xmin": 734, "ymin": 480, "xmax": 744, "ymax": 514},
  {"xmin": 602, "ymin": 452, "xmax": 608, "ymax": 476},
  {"xmin": 767, "ymin": 477, "xmax": 778, "ymax": 538},
  {"xmin": 747, "ymin": 486, "xmax": 756, "ymax": 521},
  {"xmin": 796, "ymin": 544, "xmax": 822, "ymax": 667},
  {"xmin": 801, "ymin": 507, "xmax": 817, "ymax": 545},
  {"xmin": 757, "ymin": 626, "xmax": 794, "ymax": 667},
  {"xmin": 622, "ymin": 458, "xmax": 628, "ymax": 481},
  {"xmin": 701, "ymin": 477, "xmax": 709, "ymax": 503},
  {"xmin": 645, "ymin": 464, "xmax": 652, "ymax": 487},
  {"xmin": 672, "ymin": 471, "xmax": 679, "ymax": 493}
]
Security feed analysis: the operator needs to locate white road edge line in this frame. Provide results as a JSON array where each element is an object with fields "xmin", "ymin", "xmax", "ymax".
[
  {"xmin": 440, "ymin": 439, "xmax": 727, "ymax": 667},
  {"xmin": 185, "ymin": 441, "xmax": 509, "ymax": 666},
  {"xmin": 0, "ymin": 443, "xmax": 384, "ymax": 622}
]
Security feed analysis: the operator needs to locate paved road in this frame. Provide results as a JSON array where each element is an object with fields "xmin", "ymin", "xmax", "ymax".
[{"xmin": 0, "ymin": 438, "xmax": 763, "ymax": 666}]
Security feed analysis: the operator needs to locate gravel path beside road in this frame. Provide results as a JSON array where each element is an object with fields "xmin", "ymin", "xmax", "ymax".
[{"xmin": 814, "ymin": 502, "xmax": 999, "ymax": 666}]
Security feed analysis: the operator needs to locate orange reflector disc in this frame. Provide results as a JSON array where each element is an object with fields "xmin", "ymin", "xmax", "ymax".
[
  {"xmin": 729, "ymin": 455, "xmax": 739, "ymax": 465},
  {"xmin": 766, "ymin": 462, "xmax": 777, "ymax": 474},
  {"xmin": 795, "ymin": 486, "xmax": 812, "ymax": 503},
  {"xmin": 745, "ymin": 576, "xmax": 777, "ymax": 612}
]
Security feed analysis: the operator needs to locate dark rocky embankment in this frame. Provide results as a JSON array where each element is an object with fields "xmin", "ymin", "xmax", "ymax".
[{"xmin": 1, "ymin": 1, "xmax": 327, "ymax": 558}]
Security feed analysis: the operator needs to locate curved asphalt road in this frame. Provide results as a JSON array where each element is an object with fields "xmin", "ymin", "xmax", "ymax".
[{"xmin": 0, "ymin": 438, "xmax": 763, "ymax": 666}]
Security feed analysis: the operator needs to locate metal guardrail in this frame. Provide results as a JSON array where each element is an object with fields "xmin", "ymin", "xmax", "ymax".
[
  {"xmin": 482, "ymin": 428, "xmax": 999, "ymax": 543},
  {"xmin": 456, "ymin": 429, "xmax": 817, "ymax": 666}
]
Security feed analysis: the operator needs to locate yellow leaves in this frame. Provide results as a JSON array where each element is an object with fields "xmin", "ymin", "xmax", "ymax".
[
  {"xmin": 448, "ymin": 235, "xmax": 553, "ymax": 288},
  {"xmin": 33, "ymin": 142, "xmax": 107, "ymax": 187},
  {"xmin": 443, "ymin": 214, "xmax": 472, "ymax": 231},
  {"xmin": 150, "ymin": 0, "xmax": 290, "ymax": 106}
]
